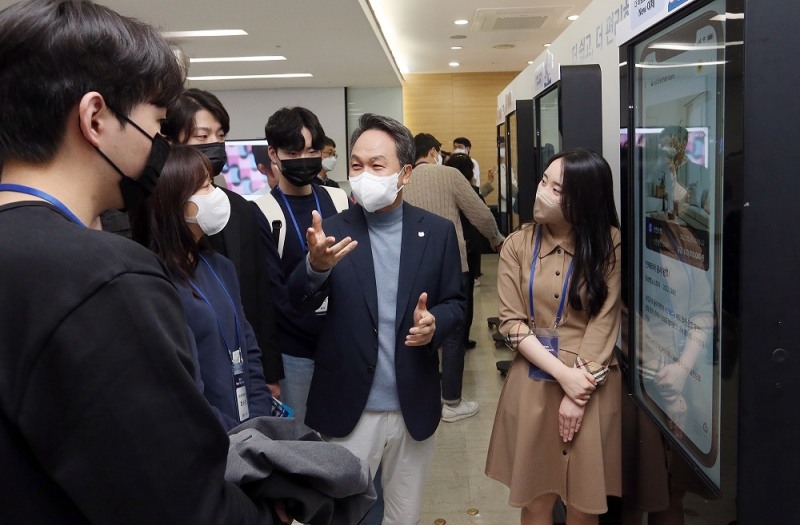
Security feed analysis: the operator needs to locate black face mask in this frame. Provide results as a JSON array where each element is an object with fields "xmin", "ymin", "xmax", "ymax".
[
  {"xmin": 95, "ymin": 112, "xmax": 171, "ymax": 210},
  {"xmin": 192, "ymin": 142, "xmax": 227, "ymax": 176},
  {"xmin": 279, "ymin": 157, "xmax": 322, "ymax": 187}
]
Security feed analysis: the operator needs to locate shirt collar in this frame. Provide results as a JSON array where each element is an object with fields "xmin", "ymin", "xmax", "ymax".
[{"xmin": 538, "ymin": 223, "xmax": 575, "ymax": 256}]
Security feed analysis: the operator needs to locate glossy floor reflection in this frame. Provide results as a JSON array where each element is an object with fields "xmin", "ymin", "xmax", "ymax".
[{"xmin": 422, "ymin": 253, "xmax": 520, "ymax": 524}]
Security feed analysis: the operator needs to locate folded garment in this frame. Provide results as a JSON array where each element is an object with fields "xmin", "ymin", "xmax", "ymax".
[{"xmin": 226, "ymin": 416, "xmax": 376, "ymax": 525}]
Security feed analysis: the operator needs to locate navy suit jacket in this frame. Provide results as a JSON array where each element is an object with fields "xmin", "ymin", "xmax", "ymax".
[{"xmin": 288, "ymin": 202, "xmax": 465, "ymax": 441}]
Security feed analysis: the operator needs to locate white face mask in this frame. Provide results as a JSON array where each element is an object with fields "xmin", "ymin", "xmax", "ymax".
[
  {"xmin": 499, "ymin": 147, "xmax": 506, "ymax": 158},
  {"xmin": 186, "ymin": 186, "xmax": 231, "ymax": 236},
  {"xmin": 321, "ymin": 156, "xmax": 337, "ymax": 172},
  {"xmin": 436, "ymin": 153, "xmax": 443, "ymax": 165},
  {"xmin": 533, "ymin": 190, "xmax": 565, "ymax": 225},
  {"xmin": 453, "ymin": 147, "xmax": 467, "ymax": 155},
  {"xmin": 350, "ymin": 170, "xmax": 404, "ymax": 213}
]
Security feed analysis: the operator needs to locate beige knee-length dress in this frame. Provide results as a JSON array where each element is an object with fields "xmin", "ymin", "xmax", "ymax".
[{"xmin": 485, "ymin": 223, "xmax": 622, "ymax": 514}]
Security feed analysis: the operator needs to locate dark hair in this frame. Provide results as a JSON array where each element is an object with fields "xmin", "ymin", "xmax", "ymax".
[
  {"xmin": 251, "ymin": 145, "xmax": 270, "ymax": 167},
  {"xmin": 414, "ymin": 133, "xmax": 442, "ymax": 161},
  {"xmin": 264, "ymin": 107, "xmax": 325, "ymax": 152},
  {"xmin": 453, "ymin": 137, "xmax": 471, "ymax": 148},
  {"xmin": 323, "ymin": 136, "xmax": 336, "ymax": 149},
  {"xmin": 445, "ymin": 153, "xmax": 474, "ymax": 182},
  {"xmin": 162, "ymin": 88, "xmax": 231, "ymax": 144},
  {"xmin": 0, "ymin": 0, "xmax": 185, "ymax": 163},
  {"xmin": 350, "ymin": 113, "xmax": 415, "ymax": 167},
  {"xmin": 130, "ymin": 145, "xmax": 211, "ymax": 282},
  {"xmin": 548, "ymin": 149, "xmax": 620, "ymax": 317}
]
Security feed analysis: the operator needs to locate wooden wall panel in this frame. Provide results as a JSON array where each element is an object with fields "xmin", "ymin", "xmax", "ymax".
[{"xmin": 403, "ymin": 72, "xmax": 518, "ymax": 205}]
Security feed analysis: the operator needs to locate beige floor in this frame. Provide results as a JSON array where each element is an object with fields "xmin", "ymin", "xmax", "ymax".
[{"xmin": 421, "ymin": 253, "xmax": 520, "ymax": 525}]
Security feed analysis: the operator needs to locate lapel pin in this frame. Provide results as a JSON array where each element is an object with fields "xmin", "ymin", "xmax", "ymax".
[{"xmin": 418, "ymin": 231, "xmax": 425, "ymax": 237}]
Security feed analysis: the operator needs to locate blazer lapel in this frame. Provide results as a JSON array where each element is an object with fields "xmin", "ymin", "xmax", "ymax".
[
  {"xmin": 396, "ymin": 203, "xmax": 428, "ymax": 331},
  {"xmin": 342, "ymin": 207, "xmax": 379, "ymax": 328}
]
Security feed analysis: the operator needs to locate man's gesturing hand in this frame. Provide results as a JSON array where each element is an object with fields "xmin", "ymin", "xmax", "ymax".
[
  {"xmin": 306, "ymin": 210, "xmax": 357, "ymax": 271},
  {"xmin": 405, "ymin": 292, "xmax": 436, "ymax": 346}
]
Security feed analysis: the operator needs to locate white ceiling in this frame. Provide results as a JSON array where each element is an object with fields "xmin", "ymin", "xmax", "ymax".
[{"xmin": 0, "ymin": 0, "xmax": 592, "ymax": 91}]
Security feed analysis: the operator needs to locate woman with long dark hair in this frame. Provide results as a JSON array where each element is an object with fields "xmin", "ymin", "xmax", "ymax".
[
  {"xmin": 131, "ymin": 145, "xmax": 272, "ymax": 431},
  {"xmin": 486, "ymin": 149, "xmax": 622, "ymax": 524}
]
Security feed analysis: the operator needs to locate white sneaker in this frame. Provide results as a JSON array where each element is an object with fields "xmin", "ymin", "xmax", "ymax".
[{"xmin": 442, "ymin": 399, "xmax": 479, "ymax": 422}]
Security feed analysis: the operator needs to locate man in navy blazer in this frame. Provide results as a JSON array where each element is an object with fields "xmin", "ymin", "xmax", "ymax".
[{"xmin": 288, "ymin": 113, "xmax": 465, "ymax": 524}]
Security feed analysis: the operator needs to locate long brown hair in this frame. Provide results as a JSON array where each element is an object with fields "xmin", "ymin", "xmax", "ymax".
[{"xmin": 130, "ymin": 145, "xmax": 211, "ymax": 282}]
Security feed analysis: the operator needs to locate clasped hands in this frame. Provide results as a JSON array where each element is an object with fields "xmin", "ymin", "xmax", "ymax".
[{"xmin": 557, "ymin": 366, "xmax": 597, "ymax": 443}]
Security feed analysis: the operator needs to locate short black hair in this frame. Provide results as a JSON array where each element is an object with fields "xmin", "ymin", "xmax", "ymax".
[
  {"xmin": 251, "ymin": 145, "xmax": 270, "ymax": 167},
  {"xmin": 264, "ymin": 107, "xmax": 325, "ymax": 152},
  {"xmin": 453, "ymin": 137, "xmax": 471, "ymax": 148},
  {"xmin": 350, "ymin": 113, "xmax": 415, "ymax": 167},
  {"xmin": 413, "ymin": 133, "xmax": 442, "ymax": 161},
  {"xmin": 323, "ymin": 137, "xmax": 336, "ymax": 149},
  {"xmin": 444, "ymin": 153, "xmax": 474, "ymax": 182},
  {"xmin": 162, "ymin": 89, "xmax": 231, "ymax": 144},
  {"xmin": 0, "ymin": 0, "xmax": 185, "ymax": 164}
]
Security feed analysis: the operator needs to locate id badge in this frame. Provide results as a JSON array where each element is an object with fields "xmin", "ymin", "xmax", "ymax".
[
  {"xmin": 231, "ymin": 349, "xmax": 249, "ymax": 422},
  {"xmin": 528, "ymin": 327, "xmax": 559, "ymax": 381},
  {"xmin": 315, "ymin": 296, "xmax": 328, "ymax": 315}
]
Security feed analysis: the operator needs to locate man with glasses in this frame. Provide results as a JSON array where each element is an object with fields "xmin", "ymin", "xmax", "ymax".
[{"xmin": 317, "ymin": 136, "xmax": 341, "ymax": 188}]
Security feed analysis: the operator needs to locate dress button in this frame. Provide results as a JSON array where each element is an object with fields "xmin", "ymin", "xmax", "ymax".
[
  {"xmin": 557, "ymin": 248, "xmax": 563, "ymax": 254},
  {"xmin": 562, "ymin": 450, "xmax": 567, "ymax": 456},
  {"xmin": 373, "ymin": 328, "xmax": 378, "ymax": 336},
  {"xmin": 555, "ymin": 270, "xmax": 561, "ymax": 276},
  {"xmin": 554, "ymin": 293, "xmax": 559, "ymax": 299},
  {"xmin": 367, "ymin": 365, "xmax": 376, "ymax": 373}
]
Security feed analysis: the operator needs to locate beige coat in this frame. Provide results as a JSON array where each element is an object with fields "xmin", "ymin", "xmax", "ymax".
[{"xmin": 485, "ymin": 223, "xmax": 622, "ymax": 514}]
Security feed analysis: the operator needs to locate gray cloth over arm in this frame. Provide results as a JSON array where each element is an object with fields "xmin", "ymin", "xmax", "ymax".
[{"xmin": 226, "ymin": 417, "xmax": 376, "ymax": 525}]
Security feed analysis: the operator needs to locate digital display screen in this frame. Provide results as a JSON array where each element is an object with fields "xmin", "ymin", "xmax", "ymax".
[
  {"xmin": 629, "ymin": 0, "xmax": 728, "ymax": 490},
  {"xmin": 219, "ymin": 139, "xmax": 270, "ymax": 196}
]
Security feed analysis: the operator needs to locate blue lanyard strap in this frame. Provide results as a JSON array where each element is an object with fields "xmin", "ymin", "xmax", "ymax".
[
  {"xmin": 189, "ymin": 254, "xmax": 242, "ymax": 358},
  {"xmin": 276, "ymin": 186, "xmax": 321, "ymax": 252},
  {"xmin": 0, "ymin": 183, "xmax": 86, "ymax": 227},
  {"xmin": 528, "ymin": 226, "xmax": 575, "ymax": 329}
]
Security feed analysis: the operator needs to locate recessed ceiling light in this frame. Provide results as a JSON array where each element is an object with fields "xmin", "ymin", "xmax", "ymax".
[
  {"xmin": 567, "ymin": 15, "xmax": 580, "ymax": 21},
  {"xmin": 528, "ymin": 61, "xmax": 534, "ymax": 65},
  {"xmin": 493, "ymin": 44, "xmax": 515, "ymax": 50},
  {"xmin": 451, "ymin": 46, "xmax": 463, "ymax": 50},
  {"xmin": 450, "ymin": 35, "xmax": 467, "ymax": 40},
  {"xmin": 190, "ymin": 56, "xmax": 286, "ymax": 63},
  {"xmin": 187, "ymin": 73, "xmax": 313, "ymax": 80},
  {"xmin": 544, "ymin": 43, "xmax": 552, "ymax": 47},
  {"xmin": 449, "ymin": 61, "xmax": 460, "ymax": 67},
  {"xmin": 454, "ymin": 19, "xmax": 469, "ymax": 25},
  {"xmin": 162, "ymin": 29, "xmax": 247, "ymax": 38}
]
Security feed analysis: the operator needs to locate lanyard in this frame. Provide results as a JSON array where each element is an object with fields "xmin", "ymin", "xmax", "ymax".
[
  {"xmin": 528, "ymin": 226, "xmax": 574, "ymax": 329},
  {"xmin": 0, "ymin": 183, "xmax": 85, "ymax": 227},
  {"xmin": 275, "ymin": 186, "xmax": 321, "ymax": 252},
  {"xmin": 189, "ymin": 254, "xmax": 242, "ymax": 358}
]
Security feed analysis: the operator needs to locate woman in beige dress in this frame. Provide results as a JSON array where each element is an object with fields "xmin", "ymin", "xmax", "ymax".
[{"xmin": 486, "ymin": 149, "xmax": 622, "ymax": 524}]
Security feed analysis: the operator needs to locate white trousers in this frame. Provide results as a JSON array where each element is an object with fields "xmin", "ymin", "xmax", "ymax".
[{"xmin": 327, "ymin": 411, "xmax": 435, "ymax": 525}]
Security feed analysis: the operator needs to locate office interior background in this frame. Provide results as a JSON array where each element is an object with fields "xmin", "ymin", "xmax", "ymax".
[{"xmin": 2, "ymin": 0, "xmax": 797, "ymax": 522}]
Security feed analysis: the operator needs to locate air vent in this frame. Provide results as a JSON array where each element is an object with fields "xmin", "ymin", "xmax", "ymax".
[{"xmin": 473, "ymin": 6, "xmax": 570, "ymax": 32}]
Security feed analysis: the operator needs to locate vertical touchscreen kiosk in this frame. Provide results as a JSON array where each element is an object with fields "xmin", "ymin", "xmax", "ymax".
[
  {"xmin": 496, "ymin": 122, "xmax": 509, "ymax": 234},
  {"xmin": 620, "ymin": 0, "xmax": 743, "ymax": 514}
]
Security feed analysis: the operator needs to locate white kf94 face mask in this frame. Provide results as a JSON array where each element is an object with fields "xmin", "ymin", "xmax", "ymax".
[
  {"xmin": 186, "ymin": 186, "xmax": 231, "ymax": 235},
  {"xmin": 349, "ymin": 170, "xmax": 403, "ymax": 212}
]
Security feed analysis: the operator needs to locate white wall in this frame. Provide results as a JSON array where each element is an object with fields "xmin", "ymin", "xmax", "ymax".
[
  {"xmin": 498, "ymin": 1, "xmax": 634, "ymax": 212},
  {"xmin": 214, "ymin": 88, "xmax": 349, "ymax": 183}
]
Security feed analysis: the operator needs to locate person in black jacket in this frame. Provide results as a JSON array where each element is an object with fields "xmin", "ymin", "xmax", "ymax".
[
  {"xmin": 0, "ymin": 0, "xmax": 282, "ymax": 522},
  {"xmin": 162, "ymin": 88, "xmax": 284, "ymax": 398}
]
